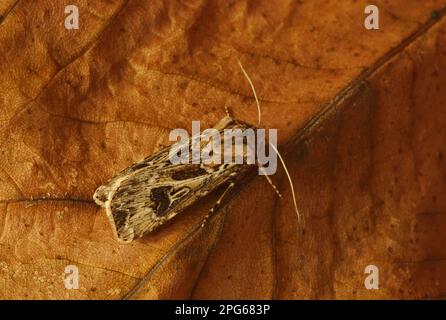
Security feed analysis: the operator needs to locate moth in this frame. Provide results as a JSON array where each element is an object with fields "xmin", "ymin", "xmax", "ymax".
[
  {"xmin": 93, "ymin": 60, "xmax": 300, "ymax": 243},
  {"xmin": 93, "ymin": 113, "xmax": 256, "ymax": 243}
]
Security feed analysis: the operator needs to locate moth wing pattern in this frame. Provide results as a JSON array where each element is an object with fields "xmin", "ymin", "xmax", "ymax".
[{"xmin": 93, "ymin": 115, "xmax": 254, "ymax": 243}]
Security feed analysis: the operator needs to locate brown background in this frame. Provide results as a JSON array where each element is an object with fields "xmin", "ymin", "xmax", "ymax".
[{"xmin": 0, "ymin": 0, "xmax": 445, "ymax": 299}]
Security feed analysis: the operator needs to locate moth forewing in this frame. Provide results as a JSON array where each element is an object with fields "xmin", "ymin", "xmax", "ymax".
[{"xmin": 93, "ymin": 115, "xmax": 255, "ymax": 243}]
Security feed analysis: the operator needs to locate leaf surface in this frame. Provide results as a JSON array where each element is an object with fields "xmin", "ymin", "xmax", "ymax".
[{"xmin": 0, "ymin": 0, "xmax": 445, "ymax": 299}]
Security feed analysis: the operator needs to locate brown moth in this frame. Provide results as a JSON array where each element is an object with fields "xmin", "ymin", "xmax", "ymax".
[
  {"xmin": 93, "ymin": 59, "xmax": 300, "ymax": 243},
  {"xmin": 93, "ymin": 114, "xmax": 255, "ymax": 243}
]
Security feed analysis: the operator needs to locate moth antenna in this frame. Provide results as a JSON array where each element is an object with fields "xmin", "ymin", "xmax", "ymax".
[
  {"xmin": 268, "ymin": 142, "xmax": 301, "ymax": 223},
  {"xmin": 236, "ymin": 57, "xmax": 261, "ymax": 127},
  {"xmin": 236, "ymin": 57, "xmax": 299, "ymax": 221}
]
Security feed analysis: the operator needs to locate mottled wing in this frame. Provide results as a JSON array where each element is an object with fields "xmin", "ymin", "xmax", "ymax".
[{"xmin": 93, "ymin": 115, "xmax": 253, "ymax": 243}]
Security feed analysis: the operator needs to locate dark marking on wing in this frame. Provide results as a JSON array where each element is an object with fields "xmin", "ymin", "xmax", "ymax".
[
  {"xmin": 171, "ymin": 167, "xmax": 208, "ymax": 180},
  {"xmin": 150, "ymin": 186, "xmax": 173, "ymax": 217},
  {"xmin": 113, "ymin": 184, "xmax": 137, "ymax": 201},
  {"xmin": 130, "ymin": 162, "xmax": 150, "ymax": 171},
  {"xmin": 113, "ymin": 209, "xmax": 128, "ymax": 230}
]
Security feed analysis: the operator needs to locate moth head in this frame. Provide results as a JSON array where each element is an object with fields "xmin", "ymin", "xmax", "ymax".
[{"xmin": 93, "ymin": 185, "xmax": 109, "ymax": 206}]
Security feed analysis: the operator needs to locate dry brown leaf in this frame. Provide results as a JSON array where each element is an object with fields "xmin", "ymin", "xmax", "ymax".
[{"xmin": 0, "ymin": 0, "xmax": 446, "ymax": 299}]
